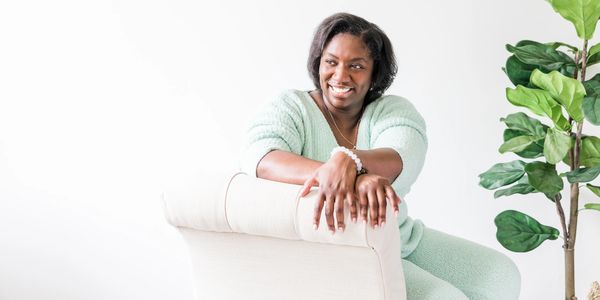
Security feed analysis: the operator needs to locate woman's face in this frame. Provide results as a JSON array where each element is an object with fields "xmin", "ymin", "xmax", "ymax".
[{"xmin": 319, "ymin": 33, "xmax": 374, "ymax": 110}]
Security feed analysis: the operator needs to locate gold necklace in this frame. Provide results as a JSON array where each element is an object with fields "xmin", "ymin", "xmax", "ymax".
[{"xmin": 324, "ymin": 101, "xmax": 361, "ymax": 149}]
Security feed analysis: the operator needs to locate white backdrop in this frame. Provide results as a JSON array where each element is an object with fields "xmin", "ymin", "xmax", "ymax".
[{"xmin": 1, "ymin": 0, "xmax": 599, "ymax": 299}]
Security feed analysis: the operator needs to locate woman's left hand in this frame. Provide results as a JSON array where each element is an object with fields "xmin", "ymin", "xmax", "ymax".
[{"xmin": 355, "ymin": 174, "xmax": 401, "ymax": 228}]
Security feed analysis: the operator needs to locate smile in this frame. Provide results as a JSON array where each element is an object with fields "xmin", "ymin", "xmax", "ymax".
[{"xmin": 328, "ymin": 84, "xmax": 354, "ymax": 96}]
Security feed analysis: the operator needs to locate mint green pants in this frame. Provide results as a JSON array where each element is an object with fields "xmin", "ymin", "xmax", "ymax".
[{"xmin": 402, "ymin": 227, "xmax": 521, "ymax": 299}]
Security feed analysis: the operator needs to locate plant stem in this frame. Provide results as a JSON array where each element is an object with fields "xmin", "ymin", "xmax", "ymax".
[
  {"xmin": 554, "ymin": 194, "xmax": 568, "ymax": 243},
  {"xmin": 581, "ymin": 40, "xmax": 589, "ymax": 82},
  {"xmin": 564, "ymin": 39, "xmax": 588, "ymax": 300},
  {"xmin": 566, "ymin": 106, "xmax": 583, "ymax": 300},
  {"xmin": 569, "ymin": 122, "xmax": 583, "ymax": 247},
  {"xmin": 573, "ymin": 52, "xmax": 580, "ymax": 80},
  {"xmin": 565, "ymin": 247, "xmax": 576, "ymax": 300}
]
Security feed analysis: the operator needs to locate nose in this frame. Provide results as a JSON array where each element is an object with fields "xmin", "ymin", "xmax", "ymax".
[{"xmin": 332, "ymin": 65, "xmax": 350, "ymax": 83}]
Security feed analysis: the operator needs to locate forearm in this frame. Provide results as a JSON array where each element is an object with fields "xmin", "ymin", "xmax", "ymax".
[
  {"xmin": 256, "ymin": 150, "xmax": 323, "ymax": 185},
  {"xmin": 354, "ymin": 148, "xmax": 403, "ymax": 183},
  {"xmin": 256, "ymin": 148, "xmax": 403, "ymax": 185}
]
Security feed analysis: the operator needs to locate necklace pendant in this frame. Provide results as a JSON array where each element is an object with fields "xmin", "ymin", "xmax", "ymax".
[{"xmin": 322, "ymin": 98, "xmax": 360, "ymax": 150}]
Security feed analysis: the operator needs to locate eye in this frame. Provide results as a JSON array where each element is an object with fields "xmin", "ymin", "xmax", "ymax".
[
  {"xmin": 324, "ymin": 59, "xmax": 336, "ymax": 66},
  {"xmin": 350, "ymin": 64, "xmax": 364, "ymax": 70}
]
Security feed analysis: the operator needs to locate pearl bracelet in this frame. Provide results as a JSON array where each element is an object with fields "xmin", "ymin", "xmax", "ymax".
[{"xmin": 330, "ymin": 146, "xmax": 367, "ymax": 175}]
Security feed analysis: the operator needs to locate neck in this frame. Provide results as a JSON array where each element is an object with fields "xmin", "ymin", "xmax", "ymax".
[{"xmin": 312, "ymin": 90, "xmax": 362, "ymax": 130}]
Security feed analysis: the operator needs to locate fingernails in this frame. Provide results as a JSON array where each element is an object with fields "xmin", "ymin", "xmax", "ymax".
[
  {"xmin": 381, "ymin": 221, "xmax": 385, "ymax": 227},
  {"xmin": 394, "ymin": 210, "xmax": 399, "ymax": 216},
  {"xmin": 313, "ymin": 224, "xmax": 318, "ymax": 230},
  {"xmin": 330, "ymin": 229, "xmax": 335, "ymax": 235},
  {"xmin": 352, "ymin": 217, "xmax": 357, "ymax": 223},
  {"xmin": 338, "ymin": 226, "xmax": 344, "ymax": 232},
  {"xmin": 362, "ymin": 219, "xmax": 367, "ymax": 225},
  {"xmin": 374, "ymin": 224, "xmax": 379, "ymax": 229}
]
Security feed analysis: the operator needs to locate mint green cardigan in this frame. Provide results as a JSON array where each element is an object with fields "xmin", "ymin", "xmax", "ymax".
[{"xmin": 241, "ymin": 89, "xmax": 428, "ymax": 258}]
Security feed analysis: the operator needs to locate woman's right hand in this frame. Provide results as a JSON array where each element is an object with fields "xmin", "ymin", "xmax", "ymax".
[
  {"xmin": 299, "ymin": 152, "xmax": 358, "ymax": 233},
  {"xmin": 355, "ymin": 174, "xmax": 400, "ymax": 228}
]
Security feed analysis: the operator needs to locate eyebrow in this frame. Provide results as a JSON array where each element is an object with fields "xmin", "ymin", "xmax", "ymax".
[{"xmin": 324, "ymin": 52, "xmax": 369, "ymax": 63}]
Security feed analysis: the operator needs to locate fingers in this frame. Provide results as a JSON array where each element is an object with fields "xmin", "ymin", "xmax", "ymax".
[
  {"xmin": 358, "ymin": 192, "xmax": 368, "ymax": 224},
  {"xmin": 334, "ymin": 195, "xmax": 344, "ymax": 232},
  {"xmin": 385, "ymin": 185, "xmax": 400, "ymax": 216},
  {"xmin": 314, "ymin": 192, "xmax": 355, "ymax": 234},
  {"xmin": 300, "ymin": 176, "xmax": 318, "ymax": 197},
  {"xmin": 377, "ymin": 187, "xmax": 386, "ymax": 227},
  {"xmin": 313, "ymin": 193, "xmax": 336, "ymax": 234},
  {"xmin": 346, "ymin": 192, "xmax": 357, "ymax": 223},
  {"xmin": 368, "ymin": 190, "xmax": 379, "ymax": 228},
  {"xmin": 324, "ymin": 195, "xmax": 335, "ymax": 233},
  {"xmin": 312, "ymin": 193, "xmax": 325, "ymax": 229}
]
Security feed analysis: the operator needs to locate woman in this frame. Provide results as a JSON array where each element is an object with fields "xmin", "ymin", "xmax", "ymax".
[{"xmin": 241, "ymin": 12, "xmax": 520, "ymax": 300}]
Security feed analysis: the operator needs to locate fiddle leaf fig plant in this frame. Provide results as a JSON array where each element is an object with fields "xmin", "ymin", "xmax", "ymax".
[{"xmin": 478, "ymin": 1, "xmax": 600, "ymax": 299}]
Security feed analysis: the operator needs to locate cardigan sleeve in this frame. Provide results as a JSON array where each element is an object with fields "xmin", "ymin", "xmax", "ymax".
[
  {"xmin": 240, "ymin": 91, "xmax": 305, "ymax": 177},
  {"xmin": 369, "ymin": 96, "xmax": 428, "ymax": 196}
]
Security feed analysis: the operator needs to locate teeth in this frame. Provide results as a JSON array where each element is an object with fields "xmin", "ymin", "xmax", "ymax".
[{"xmin": 330, "ymin": 85, "xmax": 352, "ymax": 93}]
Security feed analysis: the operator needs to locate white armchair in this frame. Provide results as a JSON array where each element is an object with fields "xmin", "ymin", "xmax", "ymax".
[{"xmin": 163, "ymin": 171, "xmax": 406, "ymax": 300}]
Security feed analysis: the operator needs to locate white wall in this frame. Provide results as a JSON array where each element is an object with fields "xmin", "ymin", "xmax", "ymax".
[{"xmin": 1, "ymin": 0, "xmax": 599, "ymax": 299}]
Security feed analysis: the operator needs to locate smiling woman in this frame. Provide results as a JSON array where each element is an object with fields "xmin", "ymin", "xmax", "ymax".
[
  {"xmin": 241, "ymin": 12, "xmax": 521, "ymax": 300},
  {"xmin": 317, "ymin": 33, "xmax": 373, "ymax": 115}
]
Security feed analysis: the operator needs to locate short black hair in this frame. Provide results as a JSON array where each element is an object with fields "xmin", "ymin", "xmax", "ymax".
[{"xmin": 307, "ymin": 12, "xmax": 397, "ymax": 105}]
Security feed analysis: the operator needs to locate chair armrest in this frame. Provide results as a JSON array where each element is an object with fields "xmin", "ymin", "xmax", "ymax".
[{"xmin": 162, "ymin": 171, "xmax": 400, "ymax": 251}]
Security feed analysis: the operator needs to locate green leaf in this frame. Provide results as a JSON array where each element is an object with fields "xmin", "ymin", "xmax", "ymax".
[
  {"xmin": 503, "ymin": 129, "xmax": 545, "ymax": 158},
  {"xmin": 587, "ymin": 42, "xmax": 600, "ymax": 65},
  {"xmin": 544, "ymin": 127, "xmax": 572, "ymax": 164},
  {"xmin": 544, "ymin": 192, "xmax": 562, "ymax": 202},
  {"xmin": 499, "ymin": 136, "xmax": 539, "ymax": 154},
  {"xmin": 531, "ymin": 70, "xmax": 585, "ymax": 122},
  {"xmin": 547, "ymin": 0, "xmax": 600, "ymax": 40},
  {"xmin": 584, "ymin": 203, "xmax": 600, "ymax": 211},
  {"xmin": 588, "ymin": 55, "xmax": 600, "ymax": 66},
  {"xmin": 504, "ymin": 55, "xmax": 538, "ymax": 87},
  {"xmin": 583, "ymin": 75, "xmax": 600, "ymax": 124},
  {"xmin": 585, "ymin": 183, "xmax": 600, "ymax": 197},
  {"xmin": 546, "ymin": 41, "xmax": 579, "ymax": 53},
  {"xmin": 563, "ymin": 136, "xmax": 600, "ymax": 167},
  {"xmin": 588, "ymin": 54, "xmax": 600, "ymax": 66},
  {"xmin": 505, "ymin": 85, "xmax": 571, "ymax": 131},
  {"xmin": 500, "ymin": 112, "xmax": 548, "ymax": 138},
  {"xmin": 504, "ymin": 41, "xmax": 576, "ymax": 84},
  {"xmin": 564, "ymin": 136, "xmax": 600, "ymax": 167},
  {"xmin": 550, "ymin": 105, "xmax": 572, "ymax": 131},
  {"xmin": 498, "ymin": 113, "xmax": 552, "ymax": 157},
  {"xmin": 506, "ymin": 86, "xmax": 553, "ymax": 115},
  {"xmin": 494, "ymin": 210, "xmax": 560, "ymax": 252},
  {"xmin": 588, "ymin": 42, "xmax": 600, "ymax": 57},
  {"xmin": 494, "ymin": 176, "xmax": 537, "ymax": 198},
  {"xmin": 515, "ymin": 40, "xmax": 546, "ymax": 47},
  {"xmin": 525, "ymin": 161, "xmax": 564, "ymax": 196},
  {"xmin": 580, "ymin": 136, "xmax": 600, "ymax": 166},
  {"xmin": 559, "ymin": 63, "xmax": 578, "ymax": 79},
  {"xmin": 582, "ymin": 96, "xmax": 600, "ymax": 125},
  {"xmin": 479, "ymin": 161, "xmax": 526, "ymax": 190},
  {"xmin": 494, "ymin": 184, "xmax": 536, "ymax": 198},
  {"xmin": 564, "ymin": 164, "xmax": 600, "ymax": 183},
  {"xmin": 530, "ymin": 69, "xmax": 586, "ymax": 122},
  {"xmin": 506, "ymin": 42, "xmax": 574, "ymax": 70},
  {"xmin": 584, "ymin": 74, "xmax": 600, "ymax": 96}
]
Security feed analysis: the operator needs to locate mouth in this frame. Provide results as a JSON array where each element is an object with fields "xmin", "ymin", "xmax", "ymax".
[{"xmin": 327, "ymin": 83, "xmax": 354, "ymax": 97}]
